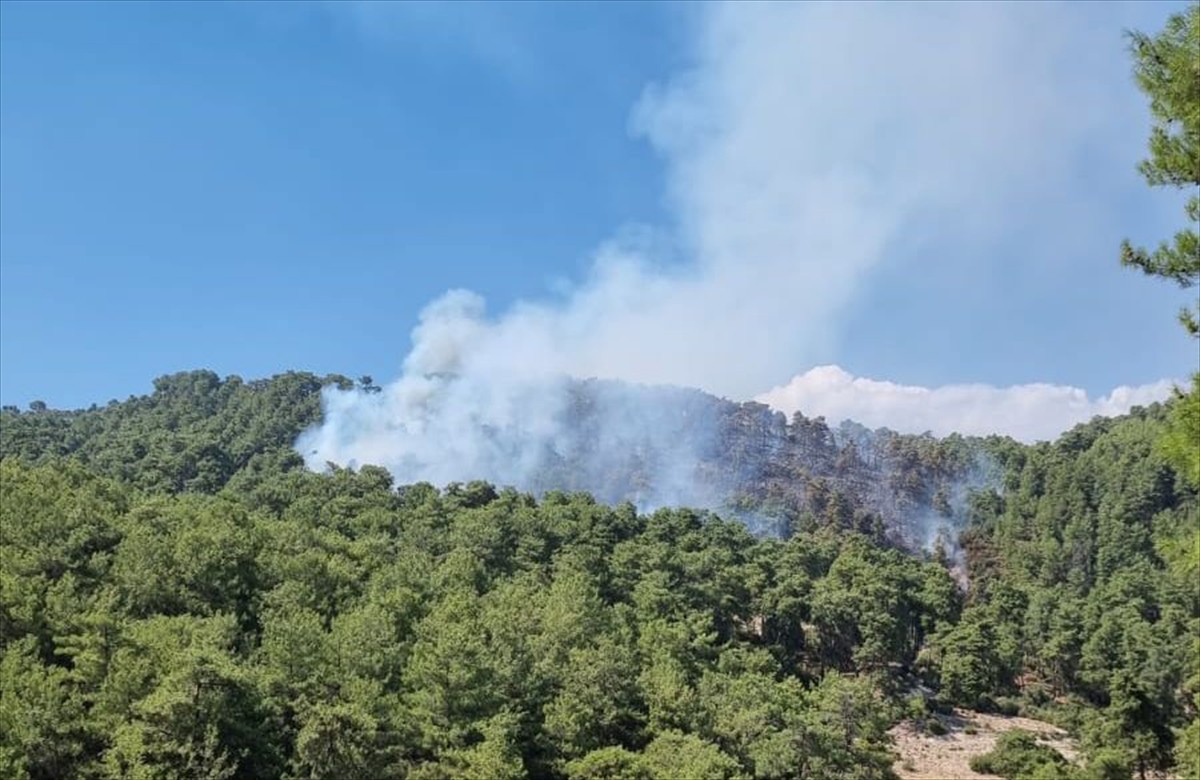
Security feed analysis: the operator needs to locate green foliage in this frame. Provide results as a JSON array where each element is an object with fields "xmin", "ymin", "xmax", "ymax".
[
  {"xmin": 968, "ymin": 730, "xmax": 1068, "ymax": 780},
  {"xmin": 1175, "ymin": 711, "xmax": 1200, "ymax": 780},
  {"xmin": 1120, "ymin": 4, "xmax": 1200, "ymax": 336},
  {"xmin": 641, "ymin": 731, "xmax": 744, "ymax": 779},
  {"xmin": 0, "ymin": 370, "xmax": 349, "ymax": 494},
  {"xmin": 563, "ymin": 733, "xmax": 742, "ymax": 780},
  {"xmin": 0, "ymin": 364, "xmax": 1195, "ymax": 779},
  {"xmin": 0, "ymin": 637, "xmax": 94, "ymax": 780},
  {"xmin": 1159, "ymin": 374, "xmax": 1200, "ymax": 487},
  {"xmin": 566, "ymin": 746, "xmax": 651, "ymax": 780},
  {"xmin": 929, "ymin": 609, "xmax": 1015, "ymax": 708},
  {"xmin": 1119, "ymin": 6, "xmax": 1200, "ymax": 552}
]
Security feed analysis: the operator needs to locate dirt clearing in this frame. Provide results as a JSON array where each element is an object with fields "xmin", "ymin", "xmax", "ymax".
[{"xmin": 890, "ymin": 708, "xmax": 1078, "ymax": 780}]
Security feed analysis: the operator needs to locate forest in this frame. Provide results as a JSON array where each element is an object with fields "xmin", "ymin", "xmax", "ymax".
[
  {"xmin": 1, "ymin": 363, "xmax": 1196, "ymax": 780},
  {"xmin": 2, "ymin": 4, "xmax": 1198, "ymax": 780}
]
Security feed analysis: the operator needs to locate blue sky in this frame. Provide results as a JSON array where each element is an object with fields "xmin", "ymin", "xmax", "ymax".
[{"xmin": 1, "ymin": 0, "xmax": 1195, "ymax": 428}]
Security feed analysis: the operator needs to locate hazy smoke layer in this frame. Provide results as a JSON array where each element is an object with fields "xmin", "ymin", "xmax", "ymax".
[
  {"xmin": 301, "ymin": 3, "xmax": 1166, "ymax": 504},
  {"xmin": 756, "ymin": 366, "xmax": 1177, "ymax": 443}
]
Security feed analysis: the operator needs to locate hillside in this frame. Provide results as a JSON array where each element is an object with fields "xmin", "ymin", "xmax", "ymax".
[
  {"xmin": 1, "ymin": 369, "xmax": 1197, "ymax": 779},
  {"xmin": 0, "ymin": 370, "xmax": 350, "ymax": 494},
  {"xmin": 2, "ymin": 370, "xmax": 996, "ymax": 548}
]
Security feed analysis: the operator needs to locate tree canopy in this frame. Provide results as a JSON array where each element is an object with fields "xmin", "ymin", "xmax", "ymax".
[
  {"xmin": 1120, "ymin": 3, "xmax": 1200, "ymax": 337},
  {"xmin": 1, "ymin": 375, "xmax": 1195, "ymax": 778}
]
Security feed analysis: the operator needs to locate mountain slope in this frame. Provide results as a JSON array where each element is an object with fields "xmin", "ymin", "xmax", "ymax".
[
  {"xmin": 2, "ymin": 370, "xmax": 1005, "ymax": 549},
  {"xmin": 1, "ymin": 368, "xmax": 1195, "ymax": 779}
]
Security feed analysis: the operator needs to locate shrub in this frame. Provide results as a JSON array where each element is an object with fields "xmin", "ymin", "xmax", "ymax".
[{"xmin": 968, "ymin": 730, "xmax": 1067, "ymax": 779}]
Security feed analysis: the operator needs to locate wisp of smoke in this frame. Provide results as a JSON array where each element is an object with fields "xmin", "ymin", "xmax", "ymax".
[{"xmin": 299, "ymin": 2, "xmax": 1169, "ymax": 515}]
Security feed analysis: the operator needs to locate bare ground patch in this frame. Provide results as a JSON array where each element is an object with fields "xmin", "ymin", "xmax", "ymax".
[{"xmin": 890, "ymin": 708, "xmax": 1078, "ymax": 780}]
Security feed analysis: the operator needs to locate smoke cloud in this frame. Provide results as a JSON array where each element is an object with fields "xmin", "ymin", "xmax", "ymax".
[
  {"xmin": 756, "ymin": 365, "xmax": 1177, "ymax": 443},
  {"xmin": 300, "ymin": 3, "xmax": 1173, "ymax": 504}
]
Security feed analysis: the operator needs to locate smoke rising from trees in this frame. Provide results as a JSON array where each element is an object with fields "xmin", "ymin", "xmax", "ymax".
[{"xmin": 300, "ymin": 2, "xmax": 1173, "ymax": 506}]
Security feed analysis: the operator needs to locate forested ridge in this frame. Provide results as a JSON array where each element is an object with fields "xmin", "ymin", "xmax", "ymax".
[
  {"xmin": 0, "ymin": 369, "xmax": 995, "ymax": 544},
  {"xmin": 0, "ymin": 370, "xmax": 353, "ymax": 495},
  {"xmin": 1, "ymin": 369, "xmax": 1196, "ymax": 780}
]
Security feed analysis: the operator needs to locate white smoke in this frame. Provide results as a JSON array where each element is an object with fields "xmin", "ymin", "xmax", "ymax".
[
  {"xmin": 757, "ymin": 366, "xmax": 1178, "ymax": 443},
  {"xmin": 300, "ymin": 2, "xmax": 1174, "ymax": 499}
]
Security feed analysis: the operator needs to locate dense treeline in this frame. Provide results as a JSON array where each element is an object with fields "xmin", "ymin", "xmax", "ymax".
[
  {"xmin": 0, "ymin": 453, "xmax": 940, "ymax": 779},
  {"xmin": 1, "ymin": 372, "xmax": 1196, "ymax": 779},
  {"xmin": 950, "ymin": 408, "xmax": 1199, "ymax": 778},
  {"xmin": 0, "ymin": 370, "xmax": 350, "ymax": 494}
]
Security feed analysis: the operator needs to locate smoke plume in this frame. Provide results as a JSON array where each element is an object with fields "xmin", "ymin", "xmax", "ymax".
[{"xmin": 300, "ymin": 2, "xmax": 1170, "ymax": 509}]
